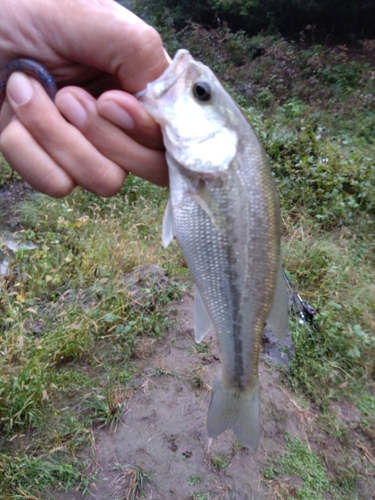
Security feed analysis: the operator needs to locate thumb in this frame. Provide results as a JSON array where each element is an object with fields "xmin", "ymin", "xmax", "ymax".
[{"xmin": 44, "ymin": 0, "xmax": 170, "ymax": 93}]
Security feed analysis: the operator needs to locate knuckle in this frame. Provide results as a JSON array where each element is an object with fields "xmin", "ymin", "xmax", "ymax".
[{"xmin": 138, "ymin": 24, "xmax": 163, "ymax": 52}]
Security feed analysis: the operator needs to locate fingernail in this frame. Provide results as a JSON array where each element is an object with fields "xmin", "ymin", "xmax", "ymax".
[
  {"xmin": 99, "ymin": 101, "xmax": 134, "ymax": 129},
  {"xmin": 7, "ymin": 73, "xmax": 34, "ymax": 106},
  {"xmin": 57, "ymin": 93, "xmax": 87, "ymax": 127}
]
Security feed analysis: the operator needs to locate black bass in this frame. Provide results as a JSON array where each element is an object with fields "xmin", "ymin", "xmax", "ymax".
[{"xmin": 138, "ymin": 50, "xmax": 288, "ymax": 449}]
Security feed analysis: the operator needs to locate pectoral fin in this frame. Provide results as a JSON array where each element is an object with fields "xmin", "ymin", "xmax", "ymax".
[
  {"xmin": 191, "ymin": 193, "xmax": 217, "ymax": 227},
  {"xmin": 162, "ymin": 198, "xmax": 174, "ymax": 248},
  {"xmin": 194, "ymin": 284, "xmax": 212, "ymax": 343},
  {"xmin": 266, "ymin": 263, "xmax": 289, "ymax": 343},
  {"xmin": 190, "ymin": 182, "xmax": 226, "ymax": 231}
]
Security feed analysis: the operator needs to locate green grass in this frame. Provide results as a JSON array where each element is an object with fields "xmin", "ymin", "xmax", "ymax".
[
  {"xmin": 281, "ymin": 227, "xmax": 375, "ymax": 406},
  {"xmin": 264, "ymin": 433, "xmax": 373, "ymax": 499},
  {"xmin": 264, "ymin": 436, "xmax": 330, "ymax": 499},
  {"xmin": 0, "ymin": 453, "xmax": 93, "ymax": 498}
]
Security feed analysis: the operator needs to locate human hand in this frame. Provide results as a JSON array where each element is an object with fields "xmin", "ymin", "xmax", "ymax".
[{"xmin": 0, "ymin": 0, "xmax": 169, "ymax": 197}]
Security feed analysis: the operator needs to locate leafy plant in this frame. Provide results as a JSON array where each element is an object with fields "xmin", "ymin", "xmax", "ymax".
[
  {"xmin": 211, "ymin": 452, "xmax": 232, "ymax": 470},
  {"xmin": 188, "ymin": 474, "xmax": 203, "ymax": 486}
]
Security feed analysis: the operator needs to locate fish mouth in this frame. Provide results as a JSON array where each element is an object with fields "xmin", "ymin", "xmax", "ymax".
[
  {"xmin": 151, "ymin": 74, "xmax": 181, "ymax": 99},
  {"xmin": 135, "ymin": 74, "xmax": 180, "ymax": 101},
  {"xmin": 136, "ymin": 49, "xmax": 193, "ymax": 101}
]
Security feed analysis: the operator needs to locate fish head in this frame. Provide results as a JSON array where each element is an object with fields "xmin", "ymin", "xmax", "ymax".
[{"xmin": 138, "ymin": 50, "xmax": 241, "ymax": 176}]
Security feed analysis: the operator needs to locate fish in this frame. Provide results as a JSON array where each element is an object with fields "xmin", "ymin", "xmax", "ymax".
[{"xmin": 138, "ymin": 49, "xmax": 288, "ymax": 449}]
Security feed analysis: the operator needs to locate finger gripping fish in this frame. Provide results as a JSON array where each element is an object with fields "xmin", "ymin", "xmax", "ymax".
[{"xmin": 139, "ymin": 50, "xmax": 288, "ymax": 449}]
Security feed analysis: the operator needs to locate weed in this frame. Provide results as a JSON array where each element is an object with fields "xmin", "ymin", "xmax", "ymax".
[
  {"xmin": 211, "ymin": 452, "xmax": 232, "ymax": 470},
  {"xmin": 190, "ymin": 366, "xmax": 208, "ymax": 389},
  {"xmin": 191, "ymin": 341, "xmax": 210, "ymax": 355},
  {"xmin": 257, "ymin": 89, "xmax": 274, "ymax": 109},
  {"xmin": 84, "ymin": 386, "xmax": 127, "ymax": 429},
  {"xmin": 188, "ymin": 474, "xmax": 203, "ymax": 486},
  {"xmin": 319, "ymin": 60, "xmax": 367, "ymax": 95},
  {"xmin": 191, "ymin": 492, "xmax": 209, "ymax": 500},
  {"xmin": 190, "ymin": 372, "xmax": 204, "ymax": 389},
  {"xmin": 113, "ymin": 464, "xmax": 151, "ymax": 500},
  {"xmin": 154, "ymin": 366, "xmax": 178, "ymax": 378}
]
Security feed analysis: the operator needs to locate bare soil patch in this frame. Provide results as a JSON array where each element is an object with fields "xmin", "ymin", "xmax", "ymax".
[
  {"xmin": 53, "ymin": 295, "xmax": 319, "ymax": 500},
  {"xmin": 0, "ymin": 180, "xmax": 33, "ymax": 227}
]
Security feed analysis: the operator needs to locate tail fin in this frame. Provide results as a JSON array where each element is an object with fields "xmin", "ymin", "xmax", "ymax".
[{"xmin": 207, "ymin": 373, "xmax": 260, "ymax": 449}]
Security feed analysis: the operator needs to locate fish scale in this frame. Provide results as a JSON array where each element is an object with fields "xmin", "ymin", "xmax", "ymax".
[{"xmin": 139, "ymin": 49, "xmax": 288, "ymax": 449}]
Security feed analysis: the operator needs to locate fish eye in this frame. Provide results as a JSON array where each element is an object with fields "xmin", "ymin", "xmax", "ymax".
[{"xmin": 193, "ymin": 81, "xmax": 212, "ymax": 102}]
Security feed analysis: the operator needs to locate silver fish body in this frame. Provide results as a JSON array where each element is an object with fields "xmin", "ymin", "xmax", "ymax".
[{"xmin": 139, "ymin": 50, "xmax": 288, "ymax": 449}]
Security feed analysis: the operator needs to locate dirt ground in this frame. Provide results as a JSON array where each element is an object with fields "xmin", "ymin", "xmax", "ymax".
[{"xmin": 52, "ymin": 294, "xmax": 323, "ymax": 500}]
